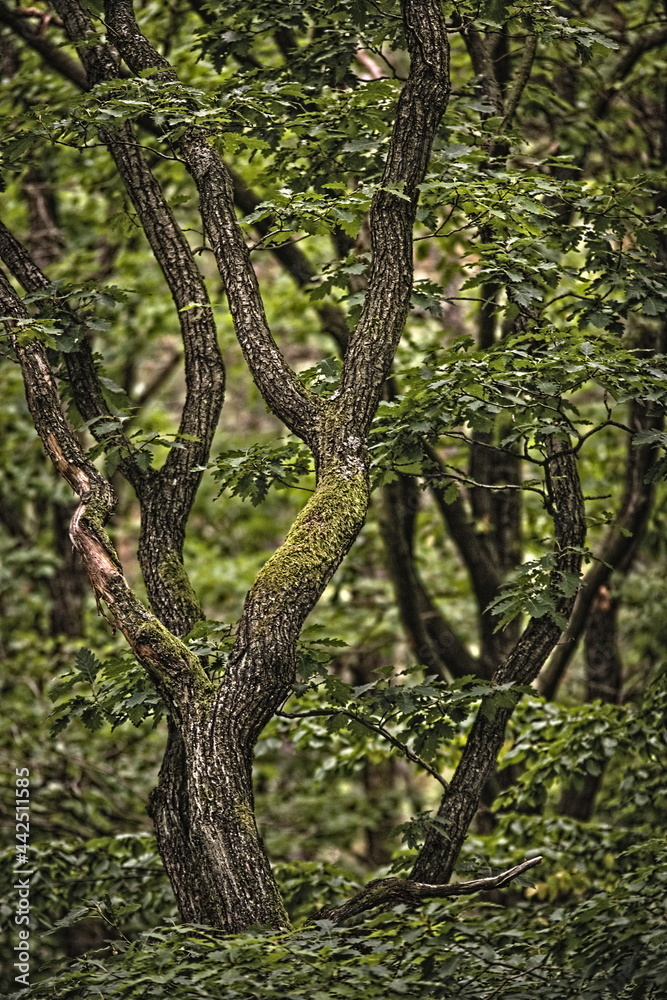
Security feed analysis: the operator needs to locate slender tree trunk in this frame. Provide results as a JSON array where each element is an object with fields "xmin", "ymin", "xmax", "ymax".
[
  {"xmin": 412, "ymin": 440, "xmax": 586, "ymax": 883},
  {"xmin": 379, "ymin": 474, "xmax": 480, "ymax": 679}
]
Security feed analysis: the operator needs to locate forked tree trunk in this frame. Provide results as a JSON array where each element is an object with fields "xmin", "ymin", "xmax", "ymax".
[
  {"xmin": 147, "ymin": 461, "xmax": 371, "ymax": 929},
  {"xmin": 3, "ymin": 0, "xmax": 452, "ymax": 931}
]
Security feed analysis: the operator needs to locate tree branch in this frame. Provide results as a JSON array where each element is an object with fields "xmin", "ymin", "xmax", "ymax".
[
  {"xmin": 336, "ymin": 0, "xmax": 450, "ymax": 434},
  {"xmin": 0, "ymin": 0, "xmax": 88, "ymax": 86},
  {"xmin": 499, "ymin": 31, "xmax": 538, "ymax": 134},
  {"xmin": 593, "ymin": 27, "xmax": 667, "ymax": 119},
  {"xmin": 0, "ymin": 4, "xmax": 345, "ymax": 361},
  {"xmin": 52, "ymin": 0, "xmax": 224, "ymax": 486},
  {"xmin": 220, "ymin": 467, "xmax": 370, "ymax": 743},
  {"xmin": 459, "ymin": 21, "xmax": 504, "ymax": 115},
  {"xmin": 309, "ymin": 856, "xmax": 542, "ymax": 925},
  {"xmin": 0, "ymin": 269, "xmax": 210, "ymax": 704},
  {"xmin": 412, "ymin": 437, "xmax": 586, "ymax": 883},
  {"xmin": 210, "ymin": 0, "xmax": 450, "ymax": 738},
  {"xmin": 229, "ymin": 168, "xmax": 350, "ymax": 354},
  {"xmin": 538, "ymin": 396, "xmax": 662, "ymax": 698},
  {"xmin": 424, "ymin": 442, "xmax": 515, "ymax": 669},
  {"xmin": 0, "ymin": 219, "xmax": 145, "ymax": 490},
  {"xmin": 379, "ymin": 474, "xmax": 483, "ymax": 680},
  {"xmin": 103, "ymin": 0, "xmax": 319, "ymax": 445},
  {"xmin": 277, "ymin": 705, "xmax": 449, "ymax": 790},
  {"xmin": 49, "ymin": 0, "xmax": 226, "ymax": 632}
]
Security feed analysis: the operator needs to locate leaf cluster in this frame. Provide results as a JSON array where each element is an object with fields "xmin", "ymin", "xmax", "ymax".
[
  {"xmin": 14, "ymin": 840, "xmax": 667, "ymax": 999},
  {"xmin": 210, "ymin": 439, "xmax": 313, "ymax": 505},
  {"xmin": 497, "ymin": 669, "xmax": 667, "ymax": 812},
  {"xmin": 50, "ymin": 648, "xmax": 165, "ymax": 734},
  {"xmin": 371, "ymin": 334, "xmax": 667, "ymax": 475}
]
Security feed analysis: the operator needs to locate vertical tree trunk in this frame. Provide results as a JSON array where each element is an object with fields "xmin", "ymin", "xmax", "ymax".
[{"xmin": 149, "ymin": 714, "xmax": 290, "ymax": 930}]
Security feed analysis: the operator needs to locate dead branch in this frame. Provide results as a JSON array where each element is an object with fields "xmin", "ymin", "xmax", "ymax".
[{"xmin": 309, "ymin": 856, "xmax": 542, "ymax": 925}]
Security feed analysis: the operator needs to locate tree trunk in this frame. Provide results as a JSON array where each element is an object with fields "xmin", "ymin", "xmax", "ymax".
[
  {"xmin": 412, "ymin": 439, "xmax": 586, "ymax": 883},
  {"xmin": 3, "ymin": 0, "xmax": 451, "ymax": 932},
  {"xmin": 149, "ymin": 716, "xmax": 290, "ymax": 930}
]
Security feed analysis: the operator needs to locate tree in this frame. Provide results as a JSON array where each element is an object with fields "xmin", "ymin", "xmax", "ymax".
[{"xmin": 1, "ymin": 0, "xmax": 666, "ymax": 960}]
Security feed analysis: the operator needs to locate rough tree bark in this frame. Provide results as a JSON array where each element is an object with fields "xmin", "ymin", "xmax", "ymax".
[
  {"xmin": 538, "ymin": 388, "xmax": 664, "ymax": 700},
  {"xmin": 3, "ymin": 0, "xmax": 653, "ymax": 933},
  {"xmin": 1, "ymin": 0, "xmax": 451, "ymax": 931},
  {"xmin": 412, "ymin": 436, "xmax": 586, "ymax": 883}
]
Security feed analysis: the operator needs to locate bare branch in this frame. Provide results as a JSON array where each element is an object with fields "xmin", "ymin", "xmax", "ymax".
[
  {"xmin": 309, "ymin": 856, "xmax": 542, "ymax": 925},
  {"xmin": 278, "ymin": 705, "xmax": 449, "ymax": 790}
]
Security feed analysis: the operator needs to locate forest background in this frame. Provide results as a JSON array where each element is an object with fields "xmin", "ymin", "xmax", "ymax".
[{"xmin": 1, "ymin": 1, "xmax": 667, "ymax": 997}]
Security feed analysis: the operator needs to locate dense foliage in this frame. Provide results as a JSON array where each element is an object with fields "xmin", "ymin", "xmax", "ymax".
[{"xmin": 1, "ymin": 0, "xmax": 667, "ymax": 997}]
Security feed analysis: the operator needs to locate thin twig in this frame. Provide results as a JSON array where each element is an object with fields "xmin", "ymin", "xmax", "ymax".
[
  {"xmin": 277, "ymin": 707, "xmax": 448, "ymax": 790},
  {"xmin": 415, "ymin": 466, "xmax": 547, "ymax": 500}
]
